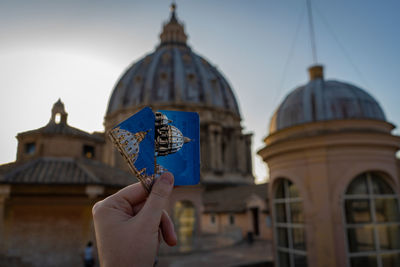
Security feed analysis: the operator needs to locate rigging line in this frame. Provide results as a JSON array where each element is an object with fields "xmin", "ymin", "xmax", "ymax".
[
  {"xmin": 313, "ymin": 3, "xmax": 370, "ymax": 88},
  {"xmin": 307, "ymin": 0, "xmax": 318, "ymax": 64},
  {"xmin": 272, "ymin": 5, "xmax": 306, "ymax": 105}
]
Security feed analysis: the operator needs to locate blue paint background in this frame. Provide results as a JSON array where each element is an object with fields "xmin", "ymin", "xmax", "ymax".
[
  {"xmin": 116, "ymin": 107, "xmax": 155, "ymax": 176},
  {"xmin": 157, "ymin": 110, "xmax": 200, "ymax": 186}
]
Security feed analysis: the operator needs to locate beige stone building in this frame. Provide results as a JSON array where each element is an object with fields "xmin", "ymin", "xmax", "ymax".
[
  {"xmin": 202, "ymin": 184, "xmax": 271, "ymax": 241},
  {"xmin": 0, "ymin": 5, "xmax": 270, "ymax": 267},
  {"xmin": 258, "ymin": 65, "xmax": 400, "ymax": 267}
]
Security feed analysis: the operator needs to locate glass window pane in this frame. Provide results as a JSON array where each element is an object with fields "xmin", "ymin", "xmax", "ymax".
[
  {"xmin": 347, "ymin": 226, "xmax": 376, "ymax": 252},
  {"xmin": 278, "ymin": 251, "xmax": 290, "ymax": 267},
  {"xmin": 347, "ymin": 175, "xmax": 368, "ymax": 195},
  {"xmin": 277, "ymin": 227, "xmax": 288, "ymax": 248},
  {"xmin": 381, "ymin": 253, "xmax": 400, "ymax": 267},
  {"xmin": 292, "ymin": 227, "xmax": 306, "ymax": 251},
  {"xmin": 378, "ymin": 225, "xmax": 400, "ymax": 250},
  {"xmin": 372, "ymin": 176, "xmax": 394, "ymax": 194},
  {"xmin": 375, "ymin": 198, "xmax": 400, "ymax": 222},
  {"xmin": 290, "ymin": 202, "xmax": 304, "ymax": 223},
  {"xmin": 345, "ymin": 199, "xmax": 371, "ymax": 223},
  {"xmin": 288, "ymin": 181, "xmax": 299, "ymax": 198},
  {"xmin": 350, "ymin": 256, "xmax": 378, "ymax": 267},
  {"xmin": 275, "ymin": 181, "xmax": 285, "ymax": 199},
  {"xmin": 276, "ymin": 203, "xmax": 287, "ymax": 223},
  {"xmin": 294, "ymin": 254, "xmax": 308, "ymax": 267}
]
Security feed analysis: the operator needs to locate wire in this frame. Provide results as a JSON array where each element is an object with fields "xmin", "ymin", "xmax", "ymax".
[
  {"xmin": 313, "ymin": 3, "xmax": 370, "ymax": 88},
  {"xmin": 272, "ymin": 4, "xmax": 306, "ymax": 105},
  {"xmin": 307, "ymin": 0, "xmax": 318, "ymax": 64}
]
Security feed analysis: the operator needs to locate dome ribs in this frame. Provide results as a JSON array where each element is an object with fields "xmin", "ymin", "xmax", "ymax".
[
  {"xmin": 270, "ymin": 79, "xmax": 386, "ymax": 133},
  {"xmin": 168, "ymin": 48, "xmax": 175, "ymax": 101},
  {"xmin": 187, "ymin": 51, "xmax": 203, "ymax": 103},
  {"xmin": 209, "ymin": 64, "xmax": 239, "ymax": 115},
  {"xmin": 173, "ymin": 47, "xmax": 185, "ymax": 102},
  {"xmin": 143, "ymin": 47, "xmax": 166, "ymax": 105},
  {"xmin": 193, "ymin": 54, "xmax": 212, "ymax": 105},
  {"xmin": 105, "ymin": 16, "xmax": 241, "ymax": 118},
  {"xmin": 122, "ymin": 60, "xmax": 144, "ymax": 107}
]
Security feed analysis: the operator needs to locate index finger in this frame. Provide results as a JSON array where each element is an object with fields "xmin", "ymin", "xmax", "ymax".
[{"xmin": 107, "ymin": 182, "xmax": 148, "ymax": 207}]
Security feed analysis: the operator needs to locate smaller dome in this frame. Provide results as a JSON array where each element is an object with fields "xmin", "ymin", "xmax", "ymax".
[{"xmin": 269, "ymin": 65, "xmax": 386, "ymax": 133}]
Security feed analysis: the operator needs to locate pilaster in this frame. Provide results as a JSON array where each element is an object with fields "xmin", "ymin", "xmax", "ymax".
[{"xmin": 0, "ymin": 185, "xmax": 10, "ymax": 254}]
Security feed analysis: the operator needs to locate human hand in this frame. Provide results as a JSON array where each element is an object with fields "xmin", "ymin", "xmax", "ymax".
[{"xmin": 92, "ymin": 172, "xmax": 177, "ymax": 267}]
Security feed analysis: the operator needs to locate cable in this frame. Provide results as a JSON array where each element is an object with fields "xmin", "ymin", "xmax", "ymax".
[
  {"xmin": 313, "ymin": 3, "xmax": 370, "ymax": 88},
  {"xmin": 307, "ymin": 0, "xmax": 318, "ymax": 64},
  {"xmin": 272, "ymin": 4, "xmax": 306, "ymax": 105}
]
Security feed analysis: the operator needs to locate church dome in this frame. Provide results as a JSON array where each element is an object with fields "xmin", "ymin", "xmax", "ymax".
[
  {"xmin": 106, "ymin": 4, "xmax": 240, "ymax": 118},
  {"xmin": 269, "ymin": 65, "xmax": 386, "ymax": 133}
]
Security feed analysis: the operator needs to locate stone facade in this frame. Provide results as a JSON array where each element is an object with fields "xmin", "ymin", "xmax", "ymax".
[
  {"xmin": 258, "ymin": 66, "xmax": 400, "ymax": 267},
  {"xmin": 0, "ymin": 5, "xmax": 267, "ymax": 266}
]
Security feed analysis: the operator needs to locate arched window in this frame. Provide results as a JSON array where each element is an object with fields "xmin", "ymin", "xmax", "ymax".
[
  {"xmin": 174, "ymin": 200, "xmax": 196, "ymax": 252},
  {"xmin": 273, "ymin": 179, "xmax": 307, "ymax": 267},
  {"xmin": 344, "ymin": 172, "xmax": 400, "ymax": 267}
]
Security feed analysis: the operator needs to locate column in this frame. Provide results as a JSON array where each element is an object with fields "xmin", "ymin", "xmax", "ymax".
[
  {"xmin": 0, "ymin": 185, "xmax": 10, "ymax": 254},
  {"xmin": 208, "ymin": 124, "xmax": 223, "ymax": 172}
]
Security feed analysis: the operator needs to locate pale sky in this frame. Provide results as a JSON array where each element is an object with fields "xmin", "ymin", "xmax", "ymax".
[{"xmin": 1, "ymin": 0, "xmax": 399, "ymax": 183}]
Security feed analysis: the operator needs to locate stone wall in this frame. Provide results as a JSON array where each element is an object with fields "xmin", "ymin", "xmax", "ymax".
[{"xmin": 2, "ymin": 194, "xmax": 96, "ymax": 267}]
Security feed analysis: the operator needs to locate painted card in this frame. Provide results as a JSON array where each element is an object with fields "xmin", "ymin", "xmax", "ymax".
[
  {"xmin": 108, "ymin": 107, "xmax": 155, "ymax": 191},
  {"xmin": 108, "ymin": 107, "xmax": 200, "ymax": 191},
  {"xmin": 156, "ymin": 110, "xmax": 200, "ymax": 186}
]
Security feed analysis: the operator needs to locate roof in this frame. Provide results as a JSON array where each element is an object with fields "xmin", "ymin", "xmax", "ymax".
[
  {"xmin": 269, "ymin": 66, "xmax": 386, "ymax": 134},
  {"xmin": 18, "ymin": 122, "xmax": 103, "ymax": 142},
  {"xmin": 106, "ymin": 5, "xmax": 240, "ymax": 118},
  {"xmin": 18, "ymin": 99, "xmax": 103, "ymax": 142},
  {"xmin": 203, "ymin": 183, "xmax": 268, "ymax": 213},
  {"xmin": 0, "ymin": 157, "xmax": 136, "ymax": 187}
]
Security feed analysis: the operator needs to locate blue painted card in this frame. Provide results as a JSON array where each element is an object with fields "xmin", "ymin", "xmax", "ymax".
[
  {"xmin": 156, "ymin": 110, "xmax": 200, "ymax": 186},
  {"xmin": 108, "ymin": 107, "xmax": 156, "ymax": 191},
  {"xmin": 108, "ymin": 107, "xmax": 200, "ymax": 191}
]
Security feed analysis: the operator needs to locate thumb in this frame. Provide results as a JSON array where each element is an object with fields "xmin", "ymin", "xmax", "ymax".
[{"xmin": 140, "ymin": 172, "xmax": 174, "ymax": 226}]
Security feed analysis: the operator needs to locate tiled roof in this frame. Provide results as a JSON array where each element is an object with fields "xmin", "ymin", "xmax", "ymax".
[
  {"xmin": 0, "ymin": 157, "xmax": 136, "ymax": 187},
  {"xmin": 203, "ymin": 183, "xmax": 268, "ymax": 213},
  {"xmin": 18, "ymin": 122, "xmax": 103, "ymax": 142}
]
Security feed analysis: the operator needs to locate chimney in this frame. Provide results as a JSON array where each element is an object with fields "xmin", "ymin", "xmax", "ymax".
[{"xmin": 308, "ymin": 65, "xmax": 324, "ymax": 80}]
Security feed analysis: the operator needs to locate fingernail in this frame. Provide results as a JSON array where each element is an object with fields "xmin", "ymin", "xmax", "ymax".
[{"xmin": 160, "ymin": 172, "xmax": 174, "ymax": 185}]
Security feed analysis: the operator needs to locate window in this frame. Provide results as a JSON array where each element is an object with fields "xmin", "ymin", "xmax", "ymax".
[
  {"xmin": 273, "ymin": 179, "xmax": 307, "ymax": 267},
  {"xmin": 25, "ymin": 142, "xmax": 36, "ymax": 155},
  {"xmin": 174, "ymin": 201, "xmax": 196, "ymax": 252},
  {"xmin": 55, "ymin": 113, "xmax": 61, "ymax": 124},
  {"xmin": 83, "ymin": 145, "xmax": 95, "ymax": 159},
  {"xmin": 229, "ymin": 214, "xmax": 235, "ymax": 225},
  {"xmin": 211, "ymin": 214, "xmax": 216, "ymax": 224},
  {"xmin": 344, "ymin": 172, "xmax": 400, "ymax": 267}
]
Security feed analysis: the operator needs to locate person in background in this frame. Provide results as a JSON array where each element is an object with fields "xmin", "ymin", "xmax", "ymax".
[
  {"xmin": 84, "ymin": 241, "xmax": 94, "ymax": 267},
  {"xmin": 92, "ymin": 172, "xmax": 177, "ymax": 267}
]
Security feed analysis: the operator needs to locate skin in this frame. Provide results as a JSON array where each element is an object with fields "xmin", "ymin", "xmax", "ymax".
[{"xmin": 92, "ymin": 172, "xmax": 177, "ymax": 267}]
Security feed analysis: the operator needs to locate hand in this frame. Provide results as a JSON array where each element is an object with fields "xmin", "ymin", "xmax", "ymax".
[{"xmin": 92, "ymin": 172, "xmax": 177, "ymax": 267}]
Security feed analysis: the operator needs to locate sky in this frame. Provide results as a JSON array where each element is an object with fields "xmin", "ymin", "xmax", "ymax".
[{"xmin": 1, "ymin": 0, "xmax": 399, "ymax": 183}]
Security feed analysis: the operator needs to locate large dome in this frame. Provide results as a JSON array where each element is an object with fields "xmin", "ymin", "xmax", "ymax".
[
  {"xmin": 106, "ymin": 4, "xmax": 240, "ymax": 118},
  {"xmin": 269, "ymin": 65, "xmax": 386, "ymax": 133}
]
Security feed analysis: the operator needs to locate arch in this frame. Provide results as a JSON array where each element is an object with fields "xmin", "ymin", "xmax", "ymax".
[
  {"xmin": 173, "ymin": 200, "xmax": 196, "ymax": 252},
  {"xmin": 270, "ymin": 170, "xmax": 310, "ymax": 205},
  {"xmin": 342, "ymin": 169, "xmax": 399, "ymax": 197},
  {"xmin": 272, "ymin": 178, "xmax": 308, "ymax": 267},
  {"xmin": 343, "ymin": 171, "xmax": 400, "ymax": 267},
  {"xmin": 335, "ymin": 164, "xmax": 399, "ymax": 203}
]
